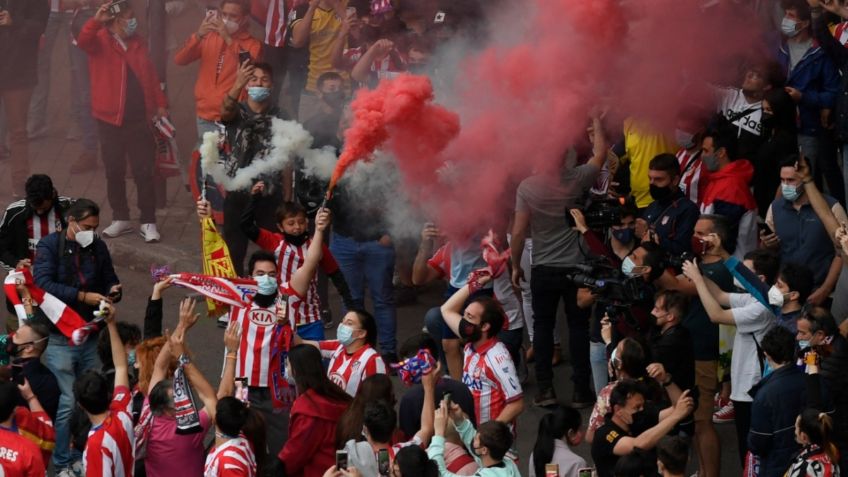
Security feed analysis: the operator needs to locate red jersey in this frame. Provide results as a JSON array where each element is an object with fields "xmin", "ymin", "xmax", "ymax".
[
  {"xmin": 677, "ymin": 148, "xmax": 709, "ymax": 206},
  {"xmin": 0, "ymin": 426, "xmax": 45, "ymax": 477},
  {"xmin": 228, "ymin": 287, "xmax": 295, "ymax": 387},
  {"xmin": 26, "ymin": 207, "xmax": 60, "ymax": 260},
  {"xmin": 13, "ymin": 406, "xmax": 55, "ymax": 465},
  {"xmin": 83, "ymin": 385, "xmax": 135, "ymax": 477},
  {"xmin": 262, "ymin": 0, "xmax": 291, "ymax": 48},
  {"xmin": 461, "ymin": 339, "xmax": 522, "ymax": 426},
  {"xmin": 204, "ymin": 437, "xmax": 256, "ymax": 477},
  {"xmin": 255, "ymin": 229, "xmax": 340, "ymax": 327},
  {"xmin": 319, "ymin": 341, "xmax": 387, "ymax": 396}
]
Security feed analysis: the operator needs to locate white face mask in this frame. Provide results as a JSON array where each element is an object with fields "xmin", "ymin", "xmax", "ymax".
[
  {"xmin": 781, "ymin": 17, "xmax": 801, "ymax": 37},
  {"xmin": 224, "ymin": 18, "xmax": 239, "ymax": 34},
  {"xmin": 767, "ymin": 285, "xmax": 785, "ymax": 307},
  {"xmin": 74, "ymin": 223, "xmax": 95, "ymax": 248}
]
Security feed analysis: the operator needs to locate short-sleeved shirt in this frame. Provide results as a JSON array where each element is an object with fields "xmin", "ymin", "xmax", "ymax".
[
  {"xmin": 145, "ymin": 406, "xmax": 211, "ymax": 477},
  {"xmin": 204, "ymin": 437, "xmax": 256, "ymax": 477},
  {"xmin": 290, "ymin": 4, "xmax": 343, "ymax": 92},
  {"xmin": 729, "ymin": 293, "xmax": 776, "ymax": 402},
  {"xmin": 461, "ymin": 338, "xmax": 522, "ymax": 426},
  {"xmin": 515, "ymin": 163, "xmax": 600, "ymax": 266},
  {"xmin": 84, "ymin": 385, "xmax": 135, "ymax": 477},
  {"xmin": 588, "ymin": 381, "xmax": 616, "ymax": 437},
  {"xmin": 319, "ymin": 341, "xmax": 387, "ymax": 396},
  {"xmin": 0, "ymin": 427, "xmax": 45, "ymax": 477},
  {"xmin": 591, "ymin": 420, "xmax": 629, "ymax": 477}
]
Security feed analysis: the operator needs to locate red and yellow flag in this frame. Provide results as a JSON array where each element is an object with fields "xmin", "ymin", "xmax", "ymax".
[{"xmin": 200, "ymin": 217, "xmax": 236, "ymax": 317}]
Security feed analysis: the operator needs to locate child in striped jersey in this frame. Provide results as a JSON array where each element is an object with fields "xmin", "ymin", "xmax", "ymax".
[{"xmin": 240, "ymin": 182, "xmax": 354, "ymax": 340}]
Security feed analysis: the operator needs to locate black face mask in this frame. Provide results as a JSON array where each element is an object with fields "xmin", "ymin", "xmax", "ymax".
[
  {"xmin": 284, "ymin": 232, "xmax": 309, "ymax": 247},
  {"xmin": 5, "ymin": 339, "xmax": 20, "ymax": 357},
  {"xmin": 761, "ymin": 113, "xmax": 775, "ymax": 131},
  {"xmin": 649, "ymin": 184, "xmax": 674, "ymax": 203},
  {"xmin": 459, "ymin": 318, "xmax": 482, "ymax": 343}
]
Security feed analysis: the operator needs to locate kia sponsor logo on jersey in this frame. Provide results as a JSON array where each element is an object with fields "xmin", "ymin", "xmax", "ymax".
[{"xmin": 248, "ymin": 309, "xmax": 275, "ymax": 326}]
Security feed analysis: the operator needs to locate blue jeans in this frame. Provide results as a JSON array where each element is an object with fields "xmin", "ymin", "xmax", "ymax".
[
  {"xmin": 43, "ymin": 333, "xmax": 100, "ymax": 468},
  {"xmin": 330, "ymin": 233, "xmax": 397, "ymax": 354},
  {"xmin": 590, "ymin": 340, "xmax": 609, "ymax": 394}
]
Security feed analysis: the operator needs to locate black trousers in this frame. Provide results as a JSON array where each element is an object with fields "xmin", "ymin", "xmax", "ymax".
[
  {"xmin": 97, "ymin": 119, "xmax": 156, "ymax": 223},
  {"xmin": 732, "ymin": 399, "xmax": 753, "ymax": 466}
]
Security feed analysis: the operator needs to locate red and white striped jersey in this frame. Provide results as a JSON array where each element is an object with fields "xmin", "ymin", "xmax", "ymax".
[
  {"xmin": 263, "ymin": 0, "xmax": 291, "ymax": 48},
  {"xmin": 319, "ymin": 340, "xmax": 387, "ymax": 396},
  {"xmin": 26, "ymin": 208, "xmax": 60, "ymax": 260},
  {"xmin": 83, "ymin": 385, "xmax": 135, "ymax": 477},
  {"xmin": 677, "ymin": 148, "xmax": 709, "ymax": 207},
  {"xmin": 229, "ymin": 289, "xmax": 294, "ymax": 387},
  {"xmin": 255, "ymin": 229, "xmax": 340, "ymax": 327},
  {"xmin": 461, "ymin": 339, "xmax": 522, "ymax": 426},
  {"xmin": 204, "ymin": 437, "xmax": 257, "ymax": 477}
]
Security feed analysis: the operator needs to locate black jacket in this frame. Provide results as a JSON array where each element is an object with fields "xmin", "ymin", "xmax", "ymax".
[
  {"xmin": 0, "ymin": 197, "xmax": 73, "ymax": 270},
  {"xmin": 12, "ymin": 356, "xmax": 60, "ymax": 420}
]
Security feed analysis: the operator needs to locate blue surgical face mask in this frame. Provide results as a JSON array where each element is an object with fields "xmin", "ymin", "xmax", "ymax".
[
  {"xmin": 781, "ymin": 17, "xmax": 800, "ymax": 37},
  {"xmin": 254, "ymin": 274, "xmax": 277, "ymax": 295},
  {"xmin": 128, "ymin": 349, "xmax": 136, "ymax": 367},
  {"xmin": 763, "ymin": 359, "xmax": 774, "ymax": 378},
  {"xmin": 798, "ymin": 339, "xmax": 811, "ymax": 350},
  {"xmin": 782, "ymin": 183, "xmax": 802, "ymax": 202},
  {"xmin": 125, "ymin": 17, "xmax": 138, "ymax": 36},
  {"xmin": 621, "ymin": 256, "xmax": 637, "ymax": 276},
  {"xmin": 612, "ymin": 227, "xmax": 634, "ymax": 245},
  {"xmin": 337, "ymin": 323, "xmax": 357, "ymax": 346},
  {"xmin": 247, "ymin": 86, "xmax": 271, "ymax": 102}
]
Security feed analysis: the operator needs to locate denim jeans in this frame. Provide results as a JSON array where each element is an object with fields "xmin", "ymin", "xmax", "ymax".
[
  {"xmin": 44, "ymin": 333, "xmax": 101, "ymax": 468},
  {"xmin": 589, "ymin": 340, "xmax": 609, "ymax": 394},
  {"xmin": 530, "ymin": 265, "xmax": 592, "ymax": 392},
  {"xmin": 330, "ymin": 233, "xmax": 397, "ymax": 354},
  {"xmin": 28, "ymin": 11, "xmax": 71, "ymax": 135}
]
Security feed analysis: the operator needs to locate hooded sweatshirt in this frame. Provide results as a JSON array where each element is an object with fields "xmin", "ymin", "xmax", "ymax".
[
  {"xmin": 278, "ymin": 389, "xmax": 349, "ymax": 477},
  {"xmin": 427, "ymin": 419, "xmax": 520, "ymax": 477},
  {"xmin": 700, "ymin": 159, "xmax": 758, "ymax": 259}
]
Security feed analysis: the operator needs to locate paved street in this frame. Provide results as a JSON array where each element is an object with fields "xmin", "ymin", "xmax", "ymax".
[{"xmin": 0, "ymin": 3, "xmax": 742, "ymax": 474}]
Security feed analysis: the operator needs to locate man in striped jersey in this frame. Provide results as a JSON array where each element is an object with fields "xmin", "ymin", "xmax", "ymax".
[
  {"xmin": 227, "ymin": 207, "xmax": 332, "ymax": 465},
  {"xmin": 440, "ymin": 278, "xmax": 524, "ymax": 431},
  {"xmin": 75, "ymin": 303, "xmax": 135, "ymax": 477},
  {"xmin": 240, "ymin": 185, "xmax": 353, "ymax": 340},
  {"xmin": 0, "ymin": 174, "xmax": 73, "ymax": 332}
]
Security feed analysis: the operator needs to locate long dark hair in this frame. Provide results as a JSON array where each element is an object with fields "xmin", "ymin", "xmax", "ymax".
[
  {"xmin": 336, "ymin": 373, "xmax": 395, "ymax": 448},
  {"xmin": 216, "ymin": 396, "xmax": 267, "ymax": 475},
  {"xmin": 798, "ymin": 408, "xmax": 838, "ymax": 461},
  {"xmin": 533, "ymin": 405, "xmax": 582, "ymax": 477},
  {"xmin": 288, "ymin": 344, "xmax": 352, "ymax": 403}
]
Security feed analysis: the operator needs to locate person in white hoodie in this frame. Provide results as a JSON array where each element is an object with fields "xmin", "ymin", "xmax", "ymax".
[{"xmin": 427, "ymin": 400, "xmax": 520, "ymax": 477}]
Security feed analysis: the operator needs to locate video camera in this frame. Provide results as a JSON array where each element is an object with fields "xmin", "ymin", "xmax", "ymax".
[
  {"xmin": 563, "ymin": 258, "xmax": 648, "ymax": 310},
  {"xmin": 566, "ymin": 194, "xmax": 627, "ymax": 230}
]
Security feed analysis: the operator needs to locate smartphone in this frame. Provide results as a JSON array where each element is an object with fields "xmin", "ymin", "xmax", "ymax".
[
  {"xmin": 335, "ymin": 450, "xmax": 348, "ymax": 471},
  {"xmin": 377, "ymin": 449, "xmax": 390, "ymax": 477},
  {"xmin": 107, "ymin": 0, "xmax": 128, "ymax": 16},
  {"xmin": 577, "ymin": 468, "xmax": 596, "ymax": 477},
  {"xmin": 443, "ymin": 392, "xmax": 452, "ymax": 408},
  {"xmin": 545, "ymin": 463, "xmax": 559, "ymax": 477},
  {"xmin": 757, "ymin": 221, "xmax": 772, "ymax": 235},
  {"xmin": 238, "ymin": 50, "xmax": 252, "ymax": 65}
]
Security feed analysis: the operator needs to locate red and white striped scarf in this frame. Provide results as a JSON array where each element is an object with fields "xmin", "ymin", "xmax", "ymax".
[
  {"xmin": 168, "ymin": 273, "xmax": 257, "ymax": 308},
  {"xmin": 3, "ymin": 269, "xmax": 100, "ymax": 345}
]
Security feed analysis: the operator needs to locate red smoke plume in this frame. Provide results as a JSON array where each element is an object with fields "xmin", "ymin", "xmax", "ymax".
[
  {"xmin": 328, "ymin": 74, "xmax": 460, "ymax": 194},
  {"xmin": 337, "ymin": 0, "xmax": 765, "ymax": 237}
]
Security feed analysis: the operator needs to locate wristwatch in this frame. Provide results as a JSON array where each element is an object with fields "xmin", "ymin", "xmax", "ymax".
[{"xmin": 178, "ymin": 353, "xmax": 191, "ymax": 367}]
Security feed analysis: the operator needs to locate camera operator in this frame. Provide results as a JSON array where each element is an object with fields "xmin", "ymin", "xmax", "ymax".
[{"xmin": 511, "ymin": 114, "xmax": 607, "ymax": 408}]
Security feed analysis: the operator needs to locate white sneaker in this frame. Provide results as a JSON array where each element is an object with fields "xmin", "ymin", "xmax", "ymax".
[
  {"xmin": 57, "ymin": 468, "xmax": 76, "ymax": 477},
  {"xmin": 140, "ymin": 223, "xmax": 161, "ymax": 243},
  {"xmin": 217, "ymin": 315, "xmax": 230, "ymax": 328},
  {"xmin": 71, "ymin": 460, "xmax": 85, "ymax": 476},
  {"xmin": 102, "ymin": 220, "xmax": 134, "ymax": 238}
]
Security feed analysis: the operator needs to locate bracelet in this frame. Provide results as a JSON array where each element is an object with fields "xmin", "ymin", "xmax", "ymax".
[
  {"xmin": 225, "ymin": 354, "xmax": 237, "ymax": 360},
  {"xmin": 663, "ymin": 375, "xmax": 674, "ymax": 387}
]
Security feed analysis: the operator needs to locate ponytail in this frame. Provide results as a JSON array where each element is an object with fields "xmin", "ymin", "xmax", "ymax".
[
  {"xmin": 533, "ymin": 406, "xmax": 582, "ymax": 477},
  {"xmin": 798, "ymin": 408, "xmax": 839, "ymax": 462}
]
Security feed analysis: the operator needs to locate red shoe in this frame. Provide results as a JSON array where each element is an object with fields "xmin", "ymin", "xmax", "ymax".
[{"xmin": 712, "ymin": 399, "xmax": 735, "ymax": 423}]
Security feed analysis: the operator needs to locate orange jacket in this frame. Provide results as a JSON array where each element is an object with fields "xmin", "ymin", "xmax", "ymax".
[{"xmin": 174, "ymin": 30, "xmax": 262, "ymax": 121}]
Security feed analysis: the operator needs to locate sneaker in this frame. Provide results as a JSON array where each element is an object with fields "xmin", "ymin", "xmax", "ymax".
[
  {"xmin": 571, "ymin": 387, "xmax": 596, "ymax": 409},
  {"xmin": 102, "ymin": 220, "xmax": 134, "ymax": 238},
  {"xmin": 217, "ymin": 315, "xmax": 230, "ymax": 328},
  {"xmin": 71, "ymin": 460, "xmax": 85, "ymax": 476},
  {"xmin": 533, "ymin": 388, "xmax": 557, "ymax": 407},
  {"xmin": 140, "ymin": 223, "xmax": 161, "ymax": 243},
  {"xmin": 713, "ymin": 400, "xmax": 735, "ymax": 423},
  {"xmin": 713, "ymin": 392, "xmax": 721, "ymax": 411},
  {"xmin": 57, "ymin": 468, "xmax": 76, "ymax": 477},
  {"xmin": 70, "ymin": 151, "xmax": 98, "ymax": 174}
]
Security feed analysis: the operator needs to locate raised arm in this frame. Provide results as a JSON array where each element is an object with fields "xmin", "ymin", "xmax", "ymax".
[
  {"xmin": 440, "ymin": 284, "xmax": 472, "ymax": 338},
  {"xmin": 290, "ymin": 1, "xmax": 318, "ymax": 48},
  {"xmin": 682, "ymin": 261, "xmax": 735, "ymax": 326},
  {"xmin": 412, "ymin": 224, "xmax": 444, "ymax": 286},
  {"xmin": 104, "ymin": 305, "xmax": 129, "ymax": 390},
  {"xmin": 289, "ymin": 208, "xmax": 330, "ymax": 296},
  {"xmin": 416, "ymin": 363, "xmax": 439, "ymax": 447},
  {"xmin": 169, "ymin": 327, "xmax": 219, "ymax": 421},
  {"xmin": 613, "ymin": 391, "xmax": 694, "ymax": 455},
  {"xmin": 218, "ymin": 322, "xmax": 241, "ymax": 399}
]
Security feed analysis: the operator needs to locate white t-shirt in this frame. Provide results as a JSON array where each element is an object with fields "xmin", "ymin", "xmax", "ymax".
[{"xmin": 729, "ymin": 293, "xmax": 775, "ymax": 402}]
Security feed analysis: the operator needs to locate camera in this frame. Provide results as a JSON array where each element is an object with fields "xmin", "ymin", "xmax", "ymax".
[
  {"xmin": 566, "ymin": 194, "xmax": 626, "ymax": 230},
  {"xmin": 664, "ymin": 251, "xmax": 695, "ymax": 271},
  {"xmin": 107, "ymin": 0, "xmax": 129, "ymax": 16}
]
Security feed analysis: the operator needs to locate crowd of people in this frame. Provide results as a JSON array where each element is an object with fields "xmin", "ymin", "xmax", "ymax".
[{"xmin": 4, "ymin": 0, "xmax": 848, "ymax": 476}]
